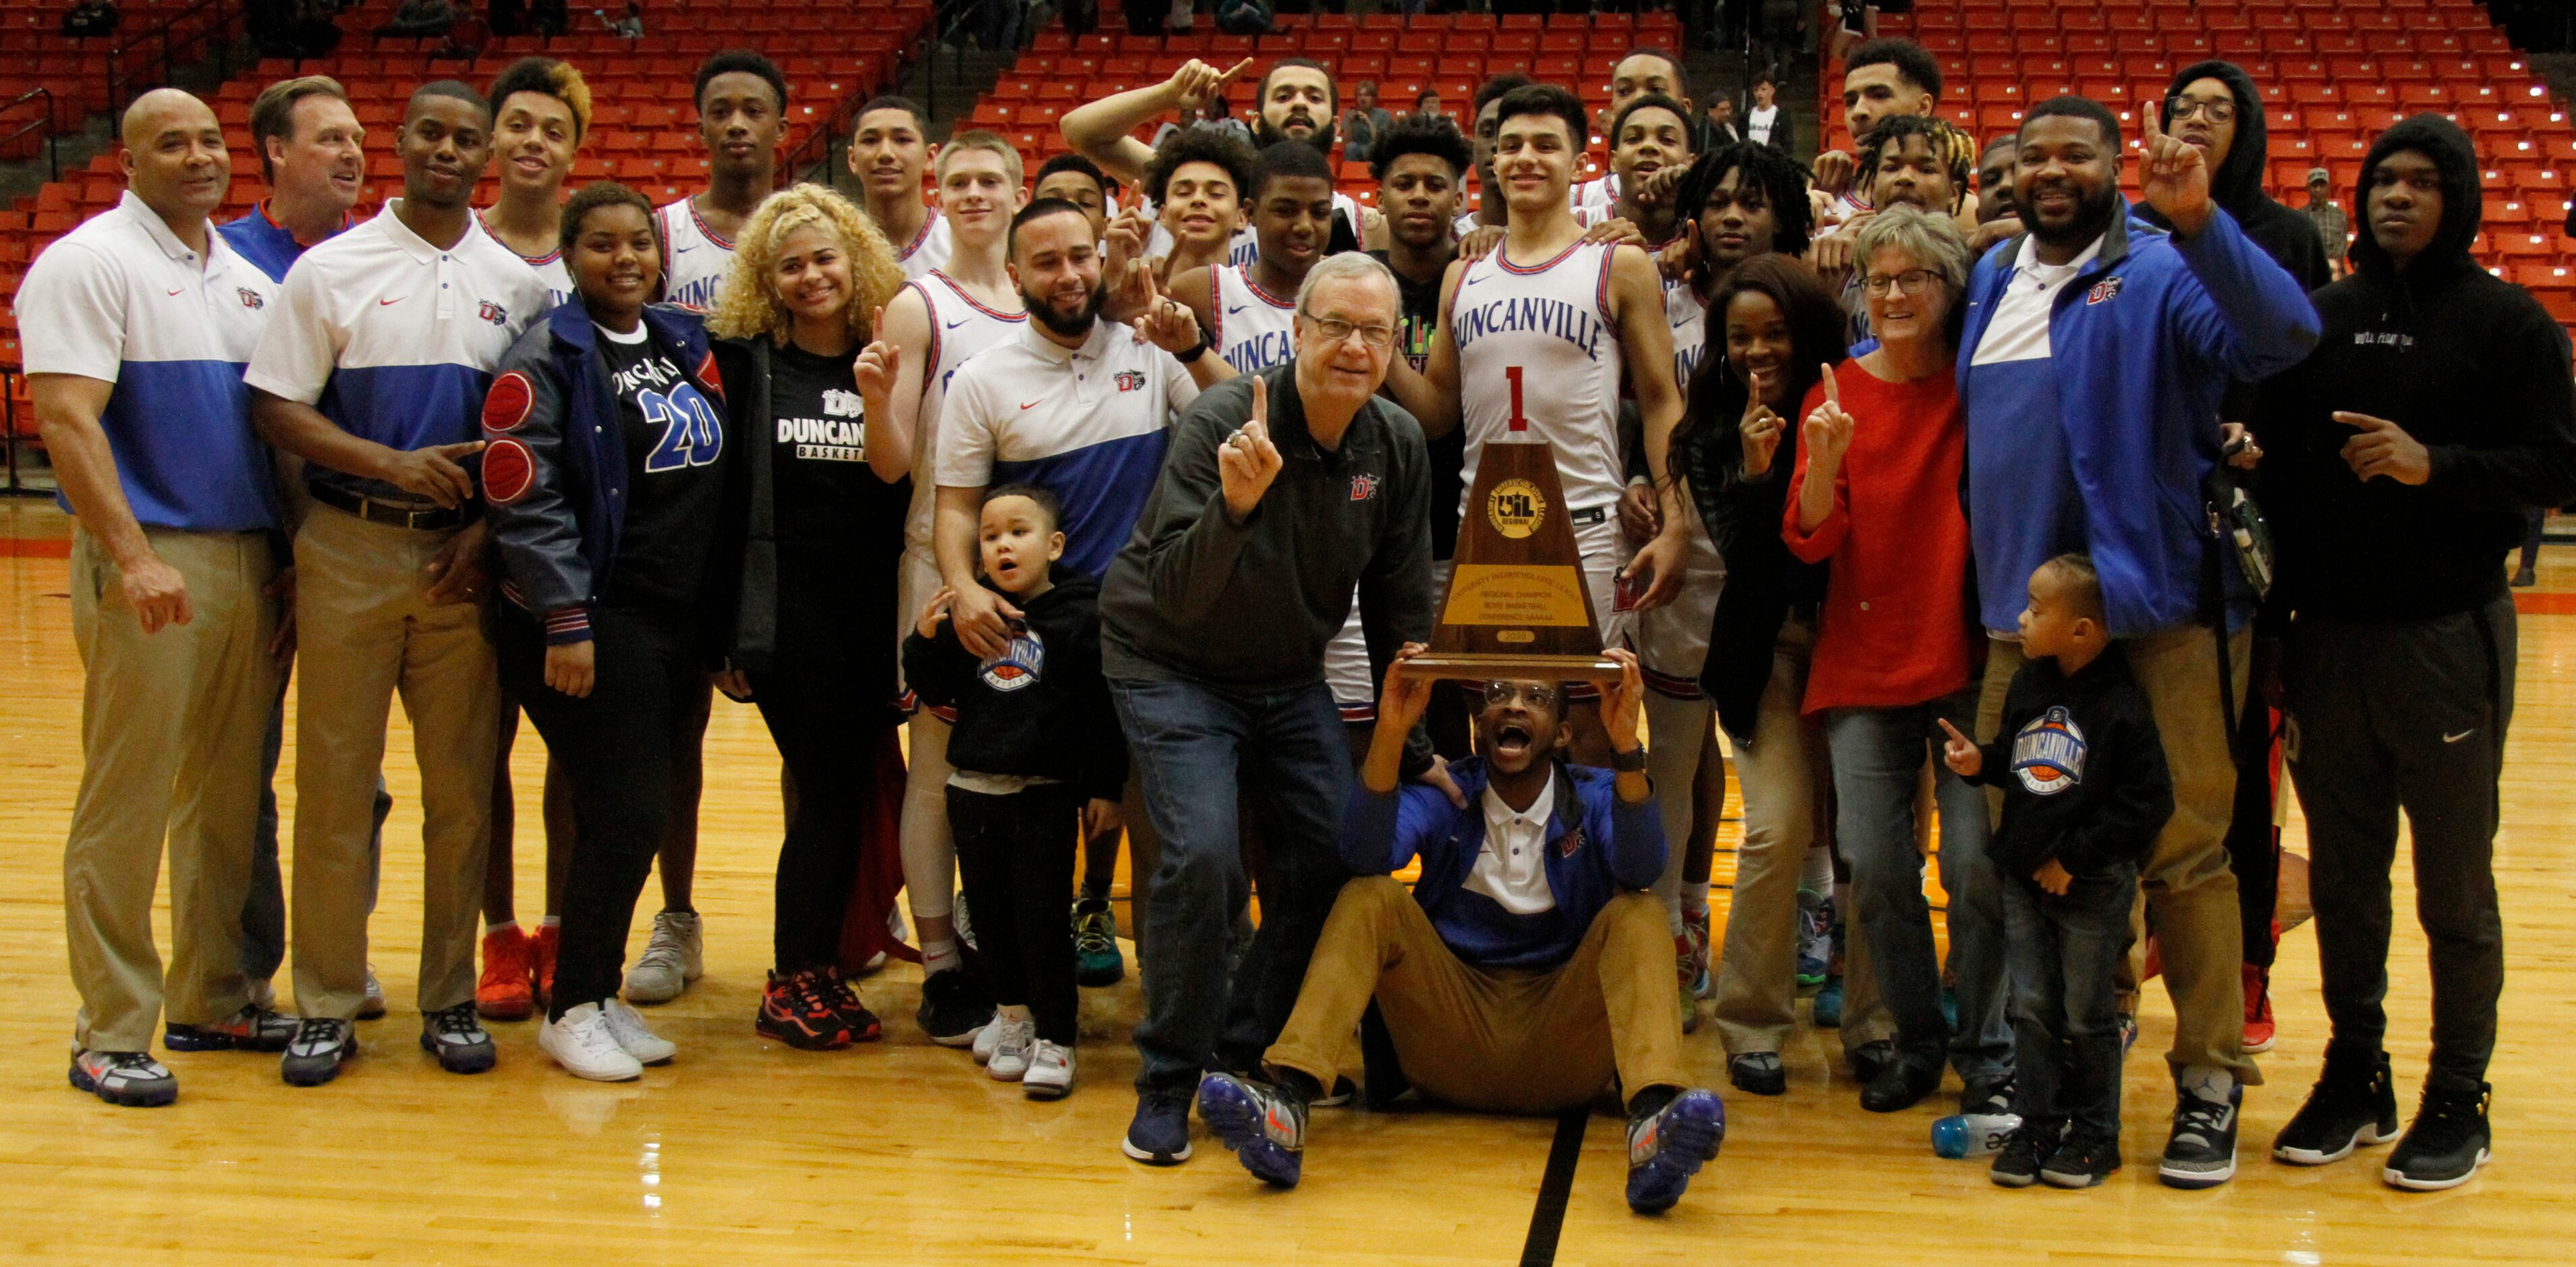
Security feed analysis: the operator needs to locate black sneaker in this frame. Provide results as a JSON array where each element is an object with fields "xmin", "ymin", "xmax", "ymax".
[
  {"xmin": 1197, "ymin": 1073, "xmax": 1306, "ymax": 1187},
  {"xmin": 2158, "ymin": 1084, "xmax": 2241, "ymax": 1189},
  {"xmin": 280, "ymin": 1017, "xmax": 358, "ymax": 1087},
  {"xmin": 419, "ymin": 1003, "xmax": 497, "ymax": 1073},
  {"xmin": 2272, "ymin": 1047, "xmax": 2401, "ymax": 1166},
  {"xmin": 1848, "ymin": 1038, "xmax": 1895, "ymax": 1084},
  {"xmin": 2384, "ymin": 1074, "xmax": 2493, "ymax": 1191},
  {"xmin": 1990, "ymin": 1117, "xmax": 2062, "ymax": 1189},
  {"xmin": 2042, "ymin": 1125, "xmax": 2124, "ymax": 1188},
  {"xmin": 165, "ymin": 1004, "xmax": 299, "ymax": 1052},
  {"xmin": 1960, "ymin": 1073, "xmax": 2015, "ymax": 1118},
  {"xmin": 1728, "ymin": 1052, "xmax": 1787, "ymax": 1096},
  {"xmin": 916, "ymin": 966, "xmax": 994, "ymax": 1047},
  {"xmin": 1859, "ymin": 1052, "xmax": 1941, "ymax": 1113},
  {"xmin": 1122, "ymin": 1084, "xmax": 1195, "ymax": 1165}
]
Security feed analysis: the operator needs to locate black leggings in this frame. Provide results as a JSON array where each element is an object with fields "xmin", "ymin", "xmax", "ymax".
[
  {"xmin": 949, "ymin": 783, "xmax": 1082, "ymax": 1045},
  {"xmin": 500, "ymin": 603, "xmax": 705, "ymax": 1020},
  {"xmin": 750, "ymin": 548, "xmax": 897, "ymax": 972}
]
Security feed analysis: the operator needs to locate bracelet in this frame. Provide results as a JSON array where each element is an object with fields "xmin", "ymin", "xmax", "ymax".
[
  {"xmin": 1611, "ymin": 745, "xmax": 1647, "ymax": 772},
  {"xmin": 1175, "ymin": 336, "xmax": 1209, "ymax": 364}
]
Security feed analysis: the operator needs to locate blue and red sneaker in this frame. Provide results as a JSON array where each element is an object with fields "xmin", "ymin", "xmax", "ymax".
[
  {"xmin": 1197, "ymin": 1072, "xmax": 1307, "ymax": 1187},
  {"xmin": 1625, "ymin": 1088, "xmax": 1726, "ymax": 1214}
]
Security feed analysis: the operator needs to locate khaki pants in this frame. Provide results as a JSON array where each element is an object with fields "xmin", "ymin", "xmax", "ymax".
[
  {"xmin": 1979, "ymin": 628, "xmax": 2258, "ymax": 1084},
  {"xmin": 289, "ymin": 505, "xmax": 499, "ymax": 1021},
  {"xmin": 1264, "ymin": 876, "xmax": 1685, "ymax": 1115},
  {"xmin": 1710, "ymin": 621, "xmax": 1891, "ymax": 1057},
  {"xmin": 65, "ymin": 528, "xmax": 279, "ymax": 1051}
]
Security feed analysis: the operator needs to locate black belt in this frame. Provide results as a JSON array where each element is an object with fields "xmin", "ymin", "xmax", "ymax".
[
  {"xmin": 310, "ymin": 484, "xmax": 475, "ymax": 531},
  {"xmin": 1571, "ymin": 505, "xmax": 1608, "ymax": 526}
]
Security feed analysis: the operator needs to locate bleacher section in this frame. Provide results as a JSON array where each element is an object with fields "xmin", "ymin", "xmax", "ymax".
[
  {"xmin": 1834, "ymin": 0, "xmax": 2576, "ymax": 329},
  {"xmin": 966, "ymin": 9, "xmax": 1683, "ymax": 215},
  {"xmin": 0, "ymin": 0, "xmax": 936, "ymax": 440},
  {"xmin": 1, "ymin": 0, "xmax": 240, "ymax": 155}
]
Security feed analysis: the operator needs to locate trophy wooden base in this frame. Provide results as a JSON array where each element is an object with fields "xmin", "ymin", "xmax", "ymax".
[{"xmin": 1395, "ymin": 652, "xmax": 1627, "ymax": 683}]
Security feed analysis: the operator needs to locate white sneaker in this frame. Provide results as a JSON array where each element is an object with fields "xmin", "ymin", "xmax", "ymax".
[
  {"xmin": 540, "ymin": 1003, "xmax": 644, "ymax": 1081},
  {"xmin": 986, "ymin": 1015, "xmax": 1036, "ymax": 1081},
  {"xmin": 1024, "ymin": 1040, "xmax": 1074, "ymax": 1100},
  {"xmin": 623, "ymin": 911, "xmax": 704, "ymax": 1003},
  {"xmin": 600, "ymin": 997, "xmax": 677, "ymax": 1065},
  {"xmin": 972, "ymin": 1016, "xmax": 1002, "ymax": 1065},
  {"xmin": 359, "ymin": 964, "xmax": 387, "ymax": 1019}
]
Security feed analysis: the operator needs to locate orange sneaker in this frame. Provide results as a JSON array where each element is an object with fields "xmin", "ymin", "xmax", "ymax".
[
  {"xmin": 534, "ymin": 922, "xmax": 559, "ymax": 1009},
  {"xmin": 477, "ymin": 925, "xmax": 536, "ymax": 1021},
  {"xmin": 2243, "ymin": 961, "xmax": 2276, "ymax": 1054}
]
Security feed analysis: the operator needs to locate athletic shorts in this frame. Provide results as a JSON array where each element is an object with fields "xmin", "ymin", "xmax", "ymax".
[{"xmin": 1628, "ymin": 500, "xmax": 1726, "ymax": 700}]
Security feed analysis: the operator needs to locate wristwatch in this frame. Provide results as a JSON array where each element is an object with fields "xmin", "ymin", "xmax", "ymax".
[
  {"xmin": 1175, "ymin": 335, "xmax": 1210, "ymax": 364},
  {"xmin": 1611, "ymin": 745, "xmax": 1647, "ymax": 772}
]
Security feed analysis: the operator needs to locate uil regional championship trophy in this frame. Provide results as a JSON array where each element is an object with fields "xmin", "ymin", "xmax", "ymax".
[{"xmin": 1398, "ymin": 439, "xmax": 1623, "ymax": 683}]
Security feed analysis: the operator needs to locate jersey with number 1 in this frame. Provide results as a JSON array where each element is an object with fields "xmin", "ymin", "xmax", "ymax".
[
  {"xmin": 656, "ymin": 198, "xmax": 735, "ymax": 311},
  {"xmin": 1448, "ymin": 237, "xmax": 1626, "ymax": 536}
]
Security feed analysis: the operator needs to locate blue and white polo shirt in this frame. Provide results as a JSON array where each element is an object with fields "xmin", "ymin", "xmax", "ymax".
[
  {"xmin": 18, "ymin": 190, "xmax": 281, "ymax": 531},
  {"xmin": 217, "ymin": 200, "xmax": 354, "ymax": 283},
  {"xmin": 934, "ymin": 318, "xmax": 1199, "ymax": 579},
  {"xmin": 245, "ymin": 199, "xmax": 549, "ymax": 504}
]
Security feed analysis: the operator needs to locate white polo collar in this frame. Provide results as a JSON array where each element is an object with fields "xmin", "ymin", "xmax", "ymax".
[
  {"xmin": 1019, "ymin": 315, "xmax": 1115, "ymax": 365},
  {"xmin": 121, "ymin": 190, "xmax": 220, "ymax": 270},
  {"xmin": 373, "ymin": 198, "xmax": 484, "ymax": 264}
]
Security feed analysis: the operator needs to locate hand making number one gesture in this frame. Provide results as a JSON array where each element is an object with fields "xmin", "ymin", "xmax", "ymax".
[
  {"xmin": 1218, "ymin": 376, "xmax": 1284, "ymax": 524},
  {"xmin": 1801, "ymin": 362, "xmax": 1855, "ymax": 475},
  {"xmin": 854, "ymin": 305, "xmax": 900, "ymax": 411},
  {"xmin": 2137, "ymin": 98, "xmax": 2214, "ymax": 237},
  {"xmin": 1739, "ymin": 367, "xmax": 1785, "ymax": 478}
]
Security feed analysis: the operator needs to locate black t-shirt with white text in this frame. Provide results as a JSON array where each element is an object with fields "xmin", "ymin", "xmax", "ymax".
[
  {"xmin": 599, "ymin": 323, "xmax": 726, "ymax": 609},
  {"xmin": 768, "ymin": 340, "xmax": 911, "ymax": 551}
]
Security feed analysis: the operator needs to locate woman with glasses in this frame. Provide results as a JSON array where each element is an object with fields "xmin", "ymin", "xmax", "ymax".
[{"xmin": 1779, "ymin": 203, "xmax": 2006, "ymax": 1115}]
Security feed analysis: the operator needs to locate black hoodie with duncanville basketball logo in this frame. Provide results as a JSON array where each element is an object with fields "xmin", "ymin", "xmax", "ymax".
[
  {"xmin": 2253, "ymin": 114, "xmax": 2576, "ymax": 623},
  {"xmin": 1963, "ymin": 646, "xmax": 2173, "ymax": 881},
  {"xmin": 903, "ymin": 575, "xmax": 1128, "ymax": 803}
]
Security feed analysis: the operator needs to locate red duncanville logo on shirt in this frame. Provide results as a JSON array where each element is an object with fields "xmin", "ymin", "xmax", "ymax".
[
  {"xmin": 2085, "ymin": 277, "xmax": 2123, "ymax": 305},
  {"xmin": 478, "ymin": 300, "xmax": 509, "ymax": 326},
  {"xmin": 237, "ymin": 288, "xmax": 264, "ymax": 310},
  {"xmin": 1349, "ymin": 472, "xmax": 1380, "ymax": 502},
  {"xmin": 1558, "ymin": 826, "xmax": 1585, "ymax": 858},
  {"xmin": 1113, "ymin": 370, "xmax": 1147, "ymax": 392}
]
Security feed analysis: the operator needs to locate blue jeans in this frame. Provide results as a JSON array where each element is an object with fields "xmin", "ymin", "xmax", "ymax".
[
  {"xmin": 1113, "ymin": 676, "xmax": 1355, "ymax": 1092},
  {"xmin": 244, "ymin": 675, "xmax": 386, "ymax": 994},
  {"xmin": 2003, "ymin": 864, "xmax": 2137, "ymax": 1137},
  {"xmin": 1825, "ymin": 689, "xmax": 2011, "ymax": 1079}
]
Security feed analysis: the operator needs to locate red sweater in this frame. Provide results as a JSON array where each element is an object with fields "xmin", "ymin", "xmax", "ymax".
[{"xmin": 1781, "ymin": 358, "xmax": 1978, "ymax": 715}]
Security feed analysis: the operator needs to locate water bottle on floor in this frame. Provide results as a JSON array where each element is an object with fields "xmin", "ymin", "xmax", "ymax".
[{"xmin": 1931, "ymin": 1112, "xmax": 2023, "ymax": 1159}]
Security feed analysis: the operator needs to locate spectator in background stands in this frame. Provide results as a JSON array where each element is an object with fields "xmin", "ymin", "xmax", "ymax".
[
  {"xmin": 849, "ymin": 96, "xmax": 949, "ymax": 280},
  {"xmin": 1341, "ymin": 81, "xmax": 1394, "ymax": 165},
  {"xmin": 2304, "ymin": 167, "xmax": 2349, "ymax": 279},
  {"xmin": 26, "ymin": 87, "xmax": 293, "ymax": 1110},
  {"xmin": 1976, "ymin": 133, "xmax": 2020, "ymax": 227},
  {"xmin": 1744, "ymin": 72, "xmax": 1790, "ymax": 154},
  {"xmin": 1034, "ymin": 153, "xmax": 1119, "ymax": 239},
  {"xmin": 2255, "ymin": 113, "xmax": 2576, "ymax": 1193},
  {"xmin": 376, "ymin": 0, "xmax": 457, "ymax": 38},
  {"xmin": 221, "ymin": 74, "xmax": 379, "ymax": 1021},
  {"xmin": 1814, "ymin": 38, "xmax": 1942, "ymax": 219},
  {"xmin": 596, "ymin": 3, "xmax": 642, "ymax": 38},
  {"xmin": 1412, "ymin": 90, "xmax": 1445, "ymax": 123},
  {"xmin": 1697, "ymin": 94, "xmax": 1745, "ymax": 151},
  {"xmin": 61, "ymin": 0, "xmax": 118, "ymax": 36},
  {"xmin": 1196, "ymin": 94, "xmax": 1256, "ymax": 146}
]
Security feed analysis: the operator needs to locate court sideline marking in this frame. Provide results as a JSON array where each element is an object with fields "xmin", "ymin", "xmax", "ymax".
[{"xmin": 1518, "ymin": 1109, "xmax": 1588, "ymax": 1266}]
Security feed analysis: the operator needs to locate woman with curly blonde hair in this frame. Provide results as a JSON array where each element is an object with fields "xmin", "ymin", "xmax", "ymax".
[{"xmin": 707, "ymin": 181, "xmax": 916, "ymax": 1050}]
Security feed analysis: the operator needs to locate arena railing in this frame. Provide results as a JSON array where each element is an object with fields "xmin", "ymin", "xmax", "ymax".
[{"xmin": 2, "ymin": 86, "xmax": 63, "ymax": 183}]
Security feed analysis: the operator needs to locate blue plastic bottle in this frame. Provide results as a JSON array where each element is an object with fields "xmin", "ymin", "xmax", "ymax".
[{"xmin": 1931, "ymin": 1112, "xmax": 2023, "ymax": 1159}]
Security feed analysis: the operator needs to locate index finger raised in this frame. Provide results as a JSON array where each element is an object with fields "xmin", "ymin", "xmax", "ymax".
[
  {"xmin": 1820, "ymin": 364, "xmax": 1840, "ymax": 405},
  {"xmin": 2330, "ymin": 410, "xmax": 2392, "ymax": 430},
  {"xmin": 1936, "ymin": 717, "xmax": 1969, "ymax": 744}
]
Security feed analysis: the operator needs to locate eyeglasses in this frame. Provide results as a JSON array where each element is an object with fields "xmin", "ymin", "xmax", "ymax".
[
  {"xmin": 1860, "ymin": 268, "xmax": 1942, "ymax": 297},
  {"xmin": 1300, "ymin": 313, "xmax": 1399, "ymax": 349},
  {"xmin": 1480, "ymin": 681, "xmax": 1562, "ymax": 709},
  {"xmin": 2167, "ymin": 96, "xmax": 2237, "ymax": 123}
]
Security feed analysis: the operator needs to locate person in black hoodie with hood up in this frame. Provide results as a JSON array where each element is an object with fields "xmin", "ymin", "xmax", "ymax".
[
  {"xmin": 2251, "ymin": 113, "xmax": 2576, "ymax": 1192},
  {"xmin": 2137, "ymin": 61, "xmax": 2330, "ymax": 1057}
]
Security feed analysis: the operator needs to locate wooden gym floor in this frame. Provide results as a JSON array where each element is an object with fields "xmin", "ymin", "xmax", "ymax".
[{"xmin": 2, "ymin": 499, "xmax": 2572, "ymax": 1264}]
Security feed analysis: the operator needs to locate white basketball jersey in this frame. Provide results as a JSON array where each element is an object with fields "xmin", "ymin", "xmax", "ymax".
[
  {"xmin": 1210, "ymin": 264, "xmax": 1297, "ymax": 374},
  {"xmin": 656, "ymin": 198, "xmax": 736, "ymax": 311},
  {"xmin": 1667, "ymin": 278, "xmax": 1708, "ymax": 395},
  {"xmin": 1449, "ymin": 237, "xmax": 1626, "ymax": 536},
  {"xmin": 895, "ymin": 212, "xmax": 953, "ymax": 281},
  {"xmin": 1573, "ymin": 173, "xmax": 1620, "ymax": 212},
  {"xmin": 905, "ymin": 269, "xmax": 1028, "ymax": 555},
  {"xmin": 480, "ymin": 212, "xmax": 573, "ymax": 308}
]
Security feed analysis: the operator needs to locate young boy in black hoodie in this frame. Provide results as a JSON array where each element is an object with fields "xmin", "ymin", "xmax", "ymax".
[
  {"xmin": 906, "ymin": 485, "xmax": 1127, "ymax": 1102},
  {"xmin": 1940, "ymin": 555, "xmax": 2173, "ymax": 1190},
  {"xmin": 2250, "ymin": 113, "xmax": 2576, "ymax": 1191}
]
